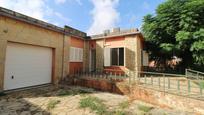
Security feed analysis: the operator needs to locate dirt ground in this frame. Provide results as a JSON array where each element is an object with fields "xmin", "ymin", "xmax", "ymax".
[{"xmin": 0, "ymin": 85, "xmax": 194, "ymax": 115}]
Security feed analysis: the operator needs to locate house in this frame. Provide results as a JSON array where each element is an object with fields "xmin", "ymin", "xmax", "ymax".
[{"xmin": 0, "ymin": 7, "xmax": 148, "ymax": 91}]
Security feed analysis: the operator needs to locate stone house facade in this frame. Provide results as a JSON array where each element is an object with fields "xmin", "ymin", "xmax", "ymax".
[{"xmin": 0, "ymin": 7, "xmax": 148, "ymax": 91}]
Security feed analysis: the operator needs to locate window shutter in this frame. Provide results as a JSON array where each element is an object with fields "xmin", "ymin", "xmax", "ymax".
[
  {"xmin": 70, "ymin": 47, "xmax": 74, "ymax": 62},
  {"xmin": 104, "ymin": 48, "xmax": 111, "ymax": 66},
  {"xmin": 80, "ymin": 49, "xmax": 83, "ymax": 62}
]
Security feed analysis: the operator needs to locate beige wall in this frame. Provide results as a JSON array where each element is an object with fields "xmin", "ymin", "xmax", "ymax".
[
  {"xmin": 0, "ymin": 16, "xmax": 69, "ymax": 90},
  {"xmin": 94, "ymin": 34, "xmax": 143, "ymax": 73}
]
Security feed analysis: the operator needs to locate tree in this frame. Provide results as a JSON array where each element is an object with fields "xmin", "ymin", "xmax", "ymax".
[{"xmin": 142, "ymin": 0, "xmax": 204, "ymax": 69}]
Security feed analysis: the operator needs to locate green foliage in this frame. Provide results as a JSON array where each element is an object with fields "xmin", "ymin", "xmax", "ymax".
[
  {"xmin": 118, "ymin": 101, "xmax": 130, "ymax": 109},
  {"xmin": 110, "ymin": 110, "xmax": 126, "ymax": 115},
  {"xmin": 79, "ymin": 96, "xmax": 129, "ymax": 115},
  {"xmin": 79, "ymin": 96, "xmax": 107, "ymax": 115},
  {"xmin": 138, "ymin": 104, "xmax": 153, "ymax": 113},
  {"xmin": 47, "ymin": 100, "xmax": 60, "ymax": 110},
  {"xmin": 142, "ymin": 0, "xmax": 204, "ymax": 67},
  {"xmin": 57, "ymin": 89, "xmax": 90, "ymax": 96}
]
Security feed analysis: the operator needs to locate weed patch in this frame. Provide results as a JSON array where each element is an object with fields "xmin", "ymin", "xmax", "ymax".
[
  {"xmin": 79, "ymin": 96, "xmax": 130, "ymax": 115},
  {"xmin": 118, "ymin": 101, "xmax": 129, "ymax": 109},
  {"xmin": 47, "ymin": 100, "xmax": 60, "ymax": 110},
  {"xmin": 108, "ymin": 110, "xmax": 127, "ymax": 115},
  {"xmin": 57, "ymin": 89, "xmax": 91, "ymax": 96},
  {"xmin": 79, "ymin": 96, "xmax": 107, "ymax": 115},
  {"xmin": 138, "ymin": 104, "xmax": 153, "ymax": 113}
]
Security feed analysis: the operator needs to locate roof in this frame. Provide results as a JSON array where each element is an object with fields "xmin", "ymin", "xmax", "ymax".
[
  {"xmin": 0, "ymin": 7, "xmax": 86, "ymax": 38},
  {"xmin": 90, "ymin": 28, "xmax": 141, "ymax": 40}
]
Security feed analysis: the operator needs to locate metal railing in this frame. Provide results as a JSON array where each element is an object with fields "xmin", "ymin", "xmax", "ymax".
[
  {"xmin": 186, "ymin": 69, "xmax": 204, "ymax": 80},
  {"xmin": 72, "ymin": 68, "xmax": 204, "ymax": 100},
  {"xmin": 135, "ymin": 71, "xmax": 204, "ymax": 100},
  {"xmin": 73, "ymin": 70, "xmax": 129, "ymax": 81}
]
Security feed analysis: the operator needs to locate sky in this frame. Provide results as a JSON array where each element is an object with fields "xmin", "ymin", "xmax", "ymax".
[{"xmin": 0, "ymin": 0, "xmax": 165, "ymax": 35}]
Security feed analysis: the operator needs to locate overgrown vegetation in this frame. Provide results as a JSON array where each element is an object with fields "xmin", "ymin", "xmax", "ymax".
[
  {"xmin": 57, "ymin": 88, "xmax": 91, "ymax": 96},
  {"xmin": 138, "ymin": 104, "xmax": 153, "ymax": 113},
  {"xmin": 47, "ymin": 100, "xmax": 60, "ymax": 110},
  {"xmin": 79, "ymin": 96, "xmax": 107, "ymax": 115},
  {"xmin": 142, "ymin": 0, "xmax": 204, "ymax": 70},
  {"xmin": 118, "ymin": 101, "xmax": 130, "ymax": 110},
  {"xmin": 79, "ymin": 96, "xmax": 129, "ymax": 115}
]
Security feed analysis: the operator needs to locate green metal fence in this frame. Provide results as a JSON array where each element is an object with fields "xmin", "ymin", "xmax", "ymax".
[
  {"xmin": 73, "ymin": 68, "xmax": 204, "ymax": 100},
  {"xmin": 129, "ymin": 71, "xmax": 204, "ymax": 100},
  {"xmin": 186, "ymin": 69, "xmax": 204, "ymax": 80}
]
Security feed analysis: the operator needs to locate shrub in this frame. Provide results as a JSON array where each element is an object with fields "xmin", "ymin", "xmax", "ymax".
[
  {"xmin": 118, "ymin": 101, "xmax": 129, "ymax": 109},
  {"xmin": 47, "ymin": 100, "xmax": 60, "ymax": 110},
  {"xmin": 138, "ymin": 104, "xmax": 153, "ymax": 113},
  {"xmin": 57, "ymin": 89, "xmax": 90, "ymax": 96},
  {"xmin": 79, "ymin": 96, "xmax": 107, "ymax": 115}
]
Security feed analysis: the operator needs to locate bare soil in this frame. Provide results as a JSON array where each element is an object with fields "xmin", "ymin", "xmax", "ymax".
[{"xmin": 0, "ymin": 85, "xmax": 193, "ymax": 115}]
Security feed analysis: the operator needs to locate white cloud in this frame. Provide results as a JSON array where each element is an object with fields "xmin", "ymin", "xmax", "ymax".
[
  {"xmin": 87, "ymin": 0, "xmax": 120, "ymax": 35},
  {"xmin": 55, "ymin": 0, "xmax": 82, "ymax": 5},
  {"xmin": 0, "ymin": 0, "xmax": 46, "ymax": 20},
  {"xmin": 0, "ymin": 0, "xmax": 70, "ymax": 26}
]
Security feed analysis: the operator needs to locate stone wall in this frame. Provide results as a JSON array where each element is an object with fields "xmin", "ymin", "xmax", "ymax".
[
  {"xmin": 96, "ymin": 40, "xmax": 104, "ymax": 71},
  {"xmin": 83, "ymin": 40, "xmax": 90, "ymax": 72},
  {"xmin": 124, "ymin": 35, "xmax": 142, "ymax": 74},
  {"xmin": 125, "ymin": 35, "xmax": 137, "ymax": 72},
  {"xmin": 62, "ymin": 36, "xmax": 70, "ymax": 80},
  {"xmin": 0, "ymin": 16, "xmax": 68, "ymax": 90},
  {"xmin": 129, "ymin": 85, "xmax": 204, "ymax": 114}
]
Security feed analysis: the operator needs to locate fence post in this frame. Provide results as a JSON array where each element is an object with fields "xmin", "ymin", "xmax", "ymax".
[
  {"xmin": 168, "ymin": 78, "xmax": 170, "ymax": 89},
  {"xmin": 110, "ymin": 72, "xmax": 112, "ymax": 80},
  {"xmin": 144, "ymin": 75, "xmax": 147, "ymax": 85},
  {"xmin": 114, "ymin": 72, "xmax": 117, "ymax": 80},
  {"xmin": 151, "ymin": 75, "xmax": 153, "ymax": 85},
  {"xmin": 119, "ymin": 73, "xmax": 121, "ymax": 79},
  {"xmin": 188, "ymin": 80, "xmax": 191, "ymax": 95},
  {"xmin": 177, "ymin": 80, "xmax": 180, "ymax": 94},
  {"xmin": 200, "ymin": 87, "xmax": 203, "ymax": 96},
  {"xmin": 163, "ymin": 74, "xmax": 165, "ymax": 91}
]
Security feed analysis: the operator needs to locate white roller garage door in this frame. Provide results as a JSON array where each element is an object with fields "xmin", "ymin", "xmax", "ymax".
[{"xmin": 4, "ymin": 43, "xmax": 52, "ymax": 90}]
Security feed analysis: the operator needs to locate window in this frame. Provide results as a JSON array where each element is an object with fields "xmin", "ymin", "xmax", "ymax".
[
  {"xmin": 70, "ymin": 47, "xmax": 83, "ymax": 62},
  {"xmin": 104, "ymin": 47, "xmax": 124, "ymax": 66}
]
